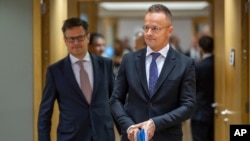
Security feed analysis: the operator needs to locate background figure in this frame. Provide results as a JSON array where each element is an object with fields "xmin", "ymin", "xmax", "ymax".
[
  {"xmin": 169, "ymin": 34, "xmax": 183, "ymax": 53},
  {"xmin": 38, "ymin": 17, "xmax": 115, "ymax": 141},
  {"xmin": 134, "ymin": 31, "xmax": 147, "ymax": 51},
  {"xmin": 88, "ymin": 32, "xmax": 106, "ymax": 56},
  {"xmin": 185, "ymin": 35, "xmax": 201, "ymax": 62},
  {"xmin": 110, "ymin": 4, "xmax": 196, "ymax": 141},
  {"xmin": 191, "ymin": 35, "xmax": 214, "ymax": 141},
  {"xmin": 122, "ymin": 37, "xmax": 133, "ymax": 55},
  {"xmin": 112, "ymin": 39, "xmax": 124, "ymax": 76}
]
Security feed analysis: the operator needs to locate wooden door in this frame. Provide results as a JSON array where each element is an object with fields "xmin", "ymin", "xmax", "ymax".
[
  {"xmin": 214, "ymin": 0, "xmax": 249, "ymax": 141},
  {"xmin": 213, "ymin": 0, "xmax": 226, "ymax": 139},
  {"xmin": 249, "ymin": 0, "xmax": 250, "ymax": 124}
]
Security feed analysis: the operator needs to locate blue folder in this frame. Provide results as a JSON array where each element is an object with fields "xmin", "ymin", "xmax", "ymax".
[{"xmin": 137, "ymin": 129, "xmax": 148, "ymax": 141}]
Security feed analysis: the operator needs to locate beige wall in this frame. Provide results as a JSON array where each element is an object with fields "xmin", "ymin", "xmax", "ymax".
[
  {"xmin": 68, "ymin": 0, "xmax": 78, "ymax": 18},
  {"xmin": 33, "ymin": 0, "xmax": 42, "ymax": 140},
  {"xmin": 49, "ymin": 1, "xmax": 68, "ymax": 141},
  {"xmin": 50, "ymin": 0, "xmax": 68, "ymax": 63}
]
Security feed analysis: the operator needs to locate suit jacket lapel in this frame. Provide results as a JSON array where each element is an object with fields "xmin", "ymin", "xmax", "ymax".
[
  {"xmin": 63, "ymin": 55, "xmax": 88, "ymax": 103},
  {"xmin": 135, "ymin": 49, "xmax": 150, "ymax": 97},
  {"xmin": 153, "ymin": 47, "xmax": 176, "ymax": 97},
  {"xmin": 89, "ymin": 54, "xmax": 100, "ymax": 101}
]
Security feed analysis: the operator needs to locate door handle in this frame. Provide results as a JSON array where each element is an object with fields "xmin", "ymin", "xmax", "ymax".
[
  {"xmin": 211, "ymin": 102, "xmax": 218, "ymax": 108},
  {"xmin": 224, "ymin": 117, "xmax": 229, "ymax": 123},
  {"xmin": 212, "ymin": 102, "xmax": 219, "ymax": 115},
  {"xmin": 220, "ymin": 109, "xmax": 234, "ymax": 115}
]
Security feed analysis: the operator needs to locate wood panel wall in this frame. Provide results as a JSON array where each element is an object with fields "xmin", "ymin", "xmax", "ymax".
[{"xmin": 33, "ymin": 0, "xmax": 42, "ymax": 141}]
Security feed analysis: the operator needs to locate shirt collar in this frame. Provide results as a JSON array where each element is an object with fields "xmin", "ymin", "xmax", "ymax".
[
  {"xmin": 202, "ymin": 53, "xmax": 212, "ymax": 59},
  {"xmin": 146, "ymin": 43, "xmax": 170, "ymax": 58},
  {"xmin": 69, "ymin": 52, "xmax": 91, "ymax": 64}
]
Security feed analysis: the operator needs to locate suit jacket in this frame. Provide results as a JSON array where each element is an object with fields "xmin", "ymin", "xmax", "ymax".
[
  {"xmin": 38, "ymin": 53, "xmax": 115, "ymax": 141},
  {"xmin": 191, "ymin": 55, "xmax": 214, "ymax": 123},
  {"xmin": 110, "ymin": 47, "xmax": 196, "ymax": 141}
]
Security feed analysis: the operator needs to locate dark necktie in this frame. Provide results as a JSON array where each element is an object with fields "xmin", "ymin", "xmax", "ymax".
[
  {"xmin": 77, "ymin": 60, "xmax": 92, "ymax": 104},
  {"xmin": 149, "ymin": 53, "xmax": 161, "ymax": 96}
]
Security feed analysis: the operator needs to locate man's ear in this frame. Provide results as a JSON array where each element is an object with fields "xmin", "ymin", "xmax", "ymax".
[
  {"xmin": 63, "ymin": 37, "xmax": 67, "ymax": 44},
  {"xmin": 85, "ymin": 33, "xmax": 90, "ymax": 44},
  {"xmin": 168, "ymin": 26, "xmax": 174, "ymax": 35},
  {"xmin": 87, "ymin": 33, "xmax": 90, "ymax": 39}
]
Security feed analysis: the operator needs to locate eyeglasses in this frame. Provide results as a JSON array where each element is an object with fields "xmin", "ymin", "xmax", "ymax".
[
  {"xmin": 65, "ymin": 34, "xmax": 87, "ymax": 43},
  {"xmin": 142, "ymin": 25, "xmax": 171, "ymax": 33}
]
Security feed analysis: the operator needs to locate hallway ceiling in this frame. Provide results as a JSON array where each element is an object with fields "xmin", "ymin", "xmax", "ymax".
[{"xmin": 98, "ymin": 1, "xmax": 210, "ymax": 18}]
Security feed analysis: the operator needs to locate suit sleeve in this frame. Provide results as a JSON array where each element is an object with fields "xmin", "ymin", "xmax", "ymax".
[
  {"xmin": 38, "ymin": 67, "xmax": 57, "ymax": 141},
  {"xmin": 107, "ymin": 59, "xmax": 122, "ymax": 134},
  {"xmin": 152, "ymin": 59, "xmax": 196, "ymax": 131},
  {"xmin": 109, "ymin": 54, "xmax": 135, "ymax": 133},
  {"xmin": 108, "ymin": 60, "xmax": 115, "ymax": 98}
]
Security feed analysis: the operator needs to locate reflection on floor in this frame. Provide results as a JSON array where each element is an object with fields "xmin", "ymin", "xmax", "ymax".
[{"xmin": 183, "ymin": 119, "xmax": 192, "ymax": 141}]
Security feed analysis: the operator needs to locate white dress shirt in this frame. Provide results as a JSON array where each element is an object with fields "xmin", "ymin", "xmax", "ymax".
[
  {"xmin": 202, "ymin": 53, "xmax": 212, "ymax": 60},
  {"xmin": 70, "ymin": 53, "xmax": 94, "ymax": 89},
  {"xmin": 145, "ymin": 44, "xmax": 170, "ymax": 87}
]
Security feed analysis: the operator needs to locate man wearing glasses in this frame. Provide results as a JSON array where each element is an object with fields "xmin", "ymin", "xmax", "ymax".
[
  {"xmin": 38, "ymin": 18, "xmax": 115, "ymax": 141},
  {"xmin": 110, "ymin": 4, "xmax": 196, "ymax": 141}
]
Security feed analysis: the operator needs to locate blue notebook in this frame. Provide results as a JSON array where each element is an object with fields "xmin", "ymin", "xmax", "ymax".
[{"xmin": 137, "ymin": 129, "xmax": 148, "ymax": 141}]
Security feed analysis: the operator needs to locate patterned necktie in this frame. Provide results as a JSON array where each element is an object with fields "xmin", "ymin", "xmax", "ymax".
[
  {"xmin": 77, "ymin": 60, "xmax": 92, "ymax": 104},
  {"xmin": 149, "ymin": 53, "xmax": 161, "ymax": 96}
]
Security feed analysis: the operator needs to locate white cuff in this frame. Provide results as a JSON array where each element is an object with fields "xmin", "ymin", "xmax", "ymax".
[
  {"xmin": 149, "ymin": 119, "xmax": 156, "ymax": 129},
  {"xmin": 126, "ymin": 125, "xmax": 135, "ymax": 134}
]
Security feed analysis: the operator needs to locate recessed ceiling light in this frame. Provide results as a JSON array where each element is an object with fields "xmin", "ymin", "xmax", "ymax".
[{"xmin": 100, "ymin": 1, "xmax": 209, "ymax": 11}]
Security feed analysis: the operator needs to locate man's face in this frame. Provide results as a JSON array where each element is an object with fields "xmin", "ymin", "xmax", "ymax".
[
  {"xmin": 144, "ymin": 12, "xmax": 173, "ymax": 51},
  {"xmin": 89, "ymin": 37, "xmax": 106, "ymax": 56},
  {"xmin": 64, "ymin": 26, "xmax": 90, "ymax": 59}
]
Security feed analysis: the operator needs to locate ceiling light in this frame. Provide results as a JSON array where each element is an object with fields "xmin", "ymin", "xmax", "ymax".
[{"xmin": 100, "ymin": 1, "xmax": 209, "ymax": 11}]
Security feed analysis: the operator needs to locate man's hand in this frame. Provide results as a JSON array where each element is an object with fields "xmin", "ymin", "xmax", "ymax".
[
  {"xmin": 127, "ymin": 125, "xmax": 140, "ymax": 141},
  {"xmin": 133, "ymin": 119, "xmax": 156, "ymax": 140}
]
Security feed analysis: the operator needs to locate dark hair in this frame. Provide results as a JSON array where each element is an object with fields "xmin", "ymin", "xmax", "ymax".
[
  {"xmin": 61, "ymin": 17, "xmax": 88, "ymax": 35},
  {"xmin": 89, "ymin": 32, "xmax": 104, "ymax": 45},
  {"xmin": 199, "ymin": 36, "xmax": 214, "ymax": 53},
  {"xmin": 147, "ymin": 4, "xmax": 172, "ymax": 22}
]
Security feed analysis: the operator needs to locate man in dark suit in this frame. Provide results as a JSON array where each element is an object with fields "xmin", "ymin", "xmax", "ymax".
[
  {"xmin": 110, "ymin": 4, "xmax": 196, "ymax": 141},
  {"xmin": 38, "ymin": 18, "xmax": 115, "ymax": 141},
  {"xmin": 191, "ymin": 35, "xmax": 214, "ymax": 141}
]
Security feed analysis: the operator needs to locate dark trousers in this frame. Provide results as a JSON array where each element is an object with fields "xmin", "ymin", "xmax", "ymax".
[{"xmin": 191, "ymin": 120, "xmax": 214, "ymax": 141}]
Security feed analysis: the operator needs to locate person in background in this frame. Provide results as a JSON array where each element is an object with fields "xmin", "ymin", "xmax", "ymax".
[
  {"xmin": 169, "ymin": 34, "xmax": 183, "ymax": 53},
  {"xmin": 88, "ymin": 32, "xmax": 106, "ymax": 56},
  {"xmin": 112, "ymin": 39, "xmax": 124, "ymax": 76},
  {"xmin": 110, "ymin": 4, "xmax": 196, "ymax": 141},
  {"xmin": 134, "ymin": 31, "xmax": 147, "ymax": 51},
  {"xmin": 185, "ymin": 25, "xmax": 211, "ymax": 62},
  {"xmin": 191, "ymin": 35, "xmax": 214, "ymax": 141},
  {"xmin": 38, "ymin": 17, "xmax": 115, "ymax": 141},
  {"xmin": 122, "ymin": 37, "xmax": 133, "ymax": 55},
  {"xmin": 186, "ymin": 35, "xmax": 201, "ymax": 61}
]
